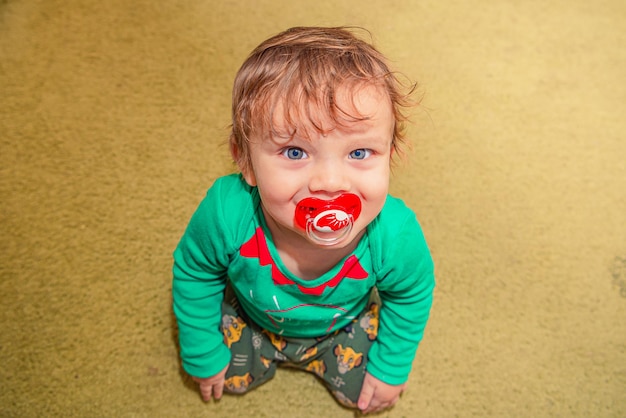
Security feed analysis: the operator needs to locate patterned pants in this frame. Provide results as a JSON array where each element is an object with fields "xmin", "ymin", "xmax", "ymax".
[{"xmin": 220, "ymin": 288, "xmax": 380, "ymax": 408}]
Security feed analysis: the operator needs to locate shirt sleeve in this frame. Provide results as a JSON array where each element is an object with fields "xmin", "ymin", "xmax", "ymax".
[
  {"xmin": 172, "ymin": 176, "xmax": 244, "ymax": 378},
  {"xmin": 366, "ymin": 204, "xmax": 435, "ymax": 385}
]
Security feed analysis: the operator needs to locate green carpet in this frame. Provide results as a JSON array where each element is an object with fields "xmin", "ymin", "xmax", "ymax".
[{"xmin": 1, "ymin": 0, "xmax": 625, "ymax": 416}]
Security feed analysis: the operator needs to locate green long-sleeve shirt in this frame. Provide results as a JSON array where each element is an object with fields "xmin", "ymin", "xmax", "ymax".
[{"xmin": 173, "ymin": 174, "xmax": 434, "ymax": 385}]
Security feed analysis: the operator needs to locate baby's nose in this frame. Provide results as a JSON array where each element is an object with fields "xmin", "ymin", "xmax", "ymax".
[{"xmin": 308, "ymin": 159, "xmax": 350, "ymax": 194}]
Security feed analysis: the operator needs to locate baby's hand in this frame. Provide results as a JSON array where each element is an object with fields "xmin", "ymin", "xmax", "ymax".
[
  {"xmin": 192, "ymin": 365, "xmax": 228, "ymax": 402},
  {"xmin": 357, "ymin": 372, "xmax": 406, "ymax": 414}
]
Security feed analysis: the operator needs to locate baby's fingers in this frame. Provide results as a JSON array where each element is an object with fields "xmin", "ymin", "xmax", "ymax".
[
  {"xmin": 193, "ymin": 377, "xmax": 217, "ymax": 402},
  {"xmin": 197, "ymin": 380, "xmax": 213, "ymax": 401},
  {"xmin": 192, "ymin": 368, "xmax": 227, "ymax": 402},
  {"xmin": 212, "ymin": 378, "xmax": 224, "ymax": 400},
  {"xmin": 357, "ymin": 379, "xmax": 375, "ymax": 411}
]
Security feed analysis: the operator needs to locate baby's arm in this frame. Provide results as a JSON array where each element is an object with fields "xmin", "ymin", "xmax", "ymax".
[
  {"xmin": 172, "ymin": 180, "xmax": 238, "ymax": 386},
  {"xmin": 364, "ymin": 203, "xmax": 435, "ymax": 410},
  {"xmin": 173, "ymin": 237, "xmax": 231, "ymax": 381}
]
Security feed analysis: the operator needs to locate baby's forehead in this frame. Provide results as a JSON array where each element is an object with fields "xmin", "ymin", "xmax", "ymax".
[{"xmin": 265, "ymin": 83, "xmax": 392, "ymax": 138}]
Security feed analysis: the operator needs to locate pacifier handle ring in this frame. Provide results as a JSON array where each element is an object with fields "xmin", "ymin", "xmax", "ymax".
[{"xmin": 306, "ymin": 219, "xmax": 353, "ymax": 246}]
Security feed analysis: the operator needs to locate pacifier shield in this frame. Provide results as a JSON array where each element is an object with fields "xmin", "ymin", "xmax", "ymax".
[{"xmin": 295, "ymin": 193, "xmax": 362, "ymax": 232}]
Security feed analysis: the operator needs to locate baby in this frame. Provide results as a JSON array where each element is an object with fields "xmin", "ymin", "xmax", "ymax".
[{"xmin": 173, "ymin": 26, "xmax": 435, "ymax": 414}]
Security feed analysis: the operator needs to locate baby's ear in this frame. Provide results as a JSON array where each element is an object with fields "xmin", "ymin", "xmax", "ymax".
[
  {"xmin": 240, "ymin": 165, "xmax": 257, "ymax": 187},
  {"xmin": 230, "ymin": 141, "xmax": 257, "ymax": 186}
]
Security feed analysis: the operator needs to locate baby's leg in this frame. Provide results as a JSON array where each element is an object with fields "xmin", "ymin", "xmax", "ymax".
[
  {"xmin": 291, "ymin": 300, "xmax": 380, "ymax": 408},
  {"xmin": 220, "ymin": 294, "xmax": 279, "ymax": 394},
  {"xmin": 323, "ymin": 299, "xmax": 380, "ymax": 408}
]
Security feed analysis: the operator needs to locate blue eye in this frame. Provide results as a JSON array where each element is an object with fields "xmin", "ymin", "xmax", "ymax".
[
  {"xmin": 283, "ymin": 147, "xmax": 308, "ymax": 160},
  {"xmin": 349, "ymin": 149, "xmax": 371, "ymax": 160}
]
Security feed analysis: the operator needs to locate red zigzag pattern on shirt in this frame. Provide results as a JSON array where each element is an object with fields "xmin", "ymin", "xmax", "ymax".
[{"xmin": 240, "ymin": 227, "xmax": 368, "ymax": 296}]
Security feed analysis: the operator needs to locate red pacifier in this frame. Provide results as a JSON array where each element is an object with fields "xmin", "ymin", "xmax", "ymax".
[{"xmin": 295, "ymin": 193, "xmax": 362, "ymax": 245}]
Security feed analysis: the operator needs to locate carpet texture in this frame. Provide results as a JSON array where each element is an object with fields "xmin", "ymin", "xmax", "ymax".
[{"xmin": 1, "ymin": 0, "xmax": 625, "ymax": 417}]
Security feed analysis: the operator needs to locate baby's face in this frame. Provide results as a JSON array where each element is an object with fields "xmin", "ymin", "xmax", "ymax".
[{"xmin": 242, "ymin": 84, "xmax": 394, "ymax": 249}]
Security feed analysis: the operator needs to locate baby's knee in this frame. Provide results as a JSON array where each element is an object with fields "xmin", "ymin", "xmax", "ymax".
[
  {"xmin": 331, "ymin": 389, "xmax": 359, "ymax": 409},
  {"xmin": 223, "ymin": 372, "xmax": 255, "ymax": 394}
]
